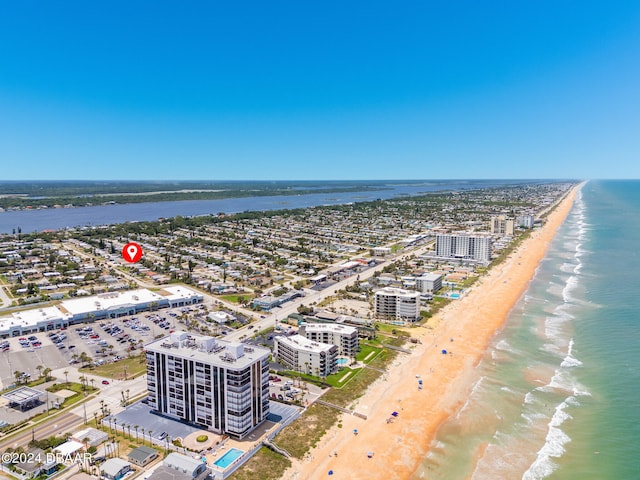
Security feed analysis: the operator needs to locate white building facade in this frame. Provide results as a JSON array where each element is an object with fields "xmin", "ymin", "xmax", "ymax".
[
  {"xmin": 435, "ymin": 234, "xmax": 492, "ymax": 263},
  {"xmin": 274, "ymin": 334, "xmax": 337, "ymax": 377},
  {"xmin": 374, "ymin": 287, "xmax": 421, "ymax": 321},
  {"xmin": 145, "ymin": 332, "xmax": 270, "ymax": 439},
  {"xmin": 415, "ymin": 273, "xmax": 443, "ymax": 294},
  {"xmin": 301, "ymin": 323, "xmax": 359, "ymax": 357},
  {"xmin": 0, "ymin": 286, "xmax": 203, "ymax": 337}
]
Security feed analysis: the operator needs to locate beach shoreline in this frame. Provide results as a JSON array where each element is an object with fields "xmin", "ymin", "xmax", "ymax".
[{"xmin": 282, "ymin": 185, "xmax": 580, "ymax": 480}]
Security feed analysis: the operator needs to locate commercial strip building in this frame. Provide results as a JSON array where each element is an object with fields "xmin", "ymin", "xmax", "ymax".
[
  {"xmin": 274, "ymin": 334, "xmax": 338, "ymax": 377},
  {"xmin": 0, "ymin": 286, "xmax": 203, "ymax": 337},
  {"xmin": 299, "ymin": 323, "xmax": 359, "ymax": 357},
  {"xmin": 252, "ymin": 289, "xmax": 304, "ymax": 311},
  {"xmin": 434, "ymin": 233, "xmax": 492, "ymax": 263},
  {"xmin": 145, "ymin": 332, "xmax": 270, "ymax": 439},
  {"xmin": 374, "ymin": 287, "xmax": 421, "ymax": 321}
]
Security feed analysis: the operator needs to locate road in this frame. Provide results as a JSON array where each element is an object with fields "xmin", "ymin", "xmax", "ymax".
[
  {"xmin": 224, "ymin": 240, "xmax": 435, "ymax": 342},
  {"xmin": 0, "ymin": 411, "xmax": 83, "ymax": 452}
]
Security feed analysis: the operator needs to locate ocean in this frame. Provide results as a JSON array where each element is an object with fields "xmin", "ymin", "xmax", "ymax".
[{"xmin": 413, "ymin": 180, "xmax": 640, "ymax": 479}]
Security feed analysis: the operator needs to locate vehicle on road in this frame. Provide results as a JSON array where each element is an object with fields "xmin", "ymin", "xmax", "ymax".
[{"xmin": 102, "ymin": 380, "xmax": 109, "ymax": 385}]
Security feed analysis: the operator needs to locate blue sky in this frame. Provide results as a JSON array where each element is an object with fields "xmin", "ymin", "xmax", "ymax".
[{"xmin": 1, "ymin": 1, "xmax": 639, "ymax": 180}]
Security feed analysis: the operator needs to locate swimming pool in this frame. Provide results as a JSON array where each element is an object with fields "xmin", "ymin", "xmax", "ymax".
[
  {"xmin": 214, "ymin": 448, "xmax": 244, "ymax": 469},
  {"xmin": 337, "ymin": 358, "xmax": 348, "ymax": 366}
]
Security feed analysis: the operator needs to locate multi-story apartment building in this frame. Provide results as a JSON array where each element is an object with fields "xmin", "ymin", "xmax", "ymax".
[
  {"xmin": 415, "ymin": 272, "xmax": 443, "ymax": 294},
  {"xmin": 374, "ymin": 287, "xmax": 421, "ymax": 321},
  {"xmin": 145, "ymin": 332, "xmax": 270, "ymax": 439},
  {"xmin": 274, "ymin": 334, "xmax": 337, "ymax": 377},
  {"xmin": 490, "ymin": 215, "xmax": 515, "ymax": 236},
  {"xmin": 516, "ymin": 215, "xmax": 535, "ymax": 228},
  {"xmin": 300, "ymin": 323, "xmax": 359, "ymax": 357},
  {"xmin": 435, "ymin": 233, "xmax": 492, "ymax": 263}
]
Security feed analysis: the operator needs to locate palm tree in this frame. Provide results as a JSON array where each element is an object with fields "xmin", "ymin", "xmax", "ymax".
[
  {"xmin": 63, "ymin": 370, "xmax": 69, "ymax": 386},
  {"xmin": 140, "ymin": 427, "xmax": 145, "ymax": 446},
  {"xmin": 43, "ymin": 367, "xmax": 52, "ymax": 381},
  {"xmin": 134, "ymin": 425, "xmax": 139, "ymax": 441},
  {"xmin": 148, "ymin": 430, "xmax": 153, "ymax": 446},
  {"xmin": 14, "ymin": 370, "xmax": 23, "ymax": 385},
  {"xmin": 36, "ymin": 365, "xmax": 44, "ymax": 379},
  {"xmin": 90, "ymin": 378, "xmax": 95, "ymax": 389}
]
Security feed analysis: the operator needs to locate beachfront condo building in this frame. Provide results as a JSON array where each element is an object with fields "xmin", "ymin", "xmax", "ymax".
[
  {"xmin": 300, "ymin": 323, "xmax": 359, "ymax": 357},
  {"xmin": 374, "ymin": 287, "xmax": 421, "ymax": 321},
  {"xmin": 274, "ymin": 334, "xmax": 338, "ymax": 377},
  {"xmin": 145, "ymin": 332, "xmax": 270, "ymax": 439},
  {"xmin": 517, "ymin": 215, "xmax": 536, "ymax": 228},
  {"xmin": 490, "ymin": 215, "xmax": 515, "ymax": 236},
  {"xmin": 435, "ymin": 233, "xmax": 492, "ymax": 263},
  {"xmin": 415, "ymin": 272, "xmax": 443, "ymax": 294}
]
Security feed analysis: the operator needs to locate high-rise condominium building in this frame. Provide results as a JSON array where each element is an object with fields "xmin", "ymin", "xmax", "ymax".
[
  {"xmin": 374, "ymin": 287, "xmax": 421, "ymax": 321},
  {"xmin": 145, "ymin": 332, "xmax": 270, "ymax": 439},
  {"xmin": 435, "ymin": 234, "xmax": 492, "ymax": 263}
]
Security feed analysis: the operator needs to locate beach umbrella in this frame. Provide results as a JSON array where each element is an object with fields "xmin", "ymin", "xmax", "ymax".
[
  {"xmin": 441, "ymin": 349, "xmax": 447, "ymax": 355},
  {"xmin": 328, "ymin": 470, "xmax": 334, "ymax": 476},
  {"xmin": 367, "ymin": 451, "xmax": 374, "ymax": 458},
  {"xmin": 353, "ymin": 429, "xmax": 358, "ymax": 435}
]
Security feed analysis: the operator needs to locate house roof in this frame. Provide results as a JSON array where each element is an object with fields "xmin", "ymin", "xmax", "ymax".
[
  {"xmin": 100, "ymin": 458, "xmax": 131, "ymax": 476},
  {"xmin": 128, "ymin": 446, "xmax": 158, "ymax": 463}
]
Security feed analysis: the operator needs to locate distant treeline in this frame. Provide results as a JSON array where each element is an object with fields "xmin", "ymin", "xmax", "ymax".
[{"xmin": 0, "ymin": 184, "xmax": 387, "ymax": 209}]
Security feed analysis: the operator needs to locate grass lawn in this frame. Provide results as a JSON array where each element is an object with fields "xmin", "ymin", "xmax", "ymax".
[
  {"xmin": 79, "ymin": 354, "xmax": 146, "ymax": 380},
  {"xmin": 230, "ymin": 447, "xmax": 291, "ymax": 480},
  {"xmin": 325, "ymin": 367, "xmax": 362, "ymax": 388},
  {"xmin": 273, "ymin": 404, "xmax": 340, "ymax": 459},
  {"xmin": 356, "ymin": 344, "xmax": 382, "ymax": 363},
  {"xmin": 219, "ymin": 294, "xmax": 254, "ymax": 304}
]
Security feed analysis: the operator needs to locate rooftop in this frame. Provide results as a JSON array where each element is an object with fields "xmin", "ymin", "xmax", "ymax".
[
  {"xmin": 2, "ymin": 386, "xmax": 43, "ymax": 405},
  {"xmin": 276, "ymin": 334, "xmax": 336, "ymax": 354},
  {"xmin": 303, "ymin": 323, "xmax": 357, "ymax": 335},
  {"xmin": 145, "ymin": 331, "xmax": 270, "ymax": 369}
]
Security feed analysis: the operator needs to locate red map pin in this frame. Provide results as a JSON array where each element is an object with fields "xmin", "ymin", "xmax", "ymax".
[{"xmin": 122, "ymin": 242, "xmax": 143, "ymax": 263}]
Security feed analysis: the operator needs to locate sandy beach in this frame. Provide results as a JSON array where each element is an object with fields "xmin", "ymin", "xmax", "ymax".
[{"xmin": 282, "ymin": 186, "xmax": 579, "ymax": 480}]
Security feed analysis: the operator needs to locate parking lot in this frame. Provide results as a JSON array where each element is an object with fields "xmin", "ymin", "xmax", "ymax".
[
  {"xmin": 0, "ymin": 306, "xmax": 193, "ymax": 390},
  {"xmin": 267, "ymin": 374, "xmax": 327, "ymax": 406}
]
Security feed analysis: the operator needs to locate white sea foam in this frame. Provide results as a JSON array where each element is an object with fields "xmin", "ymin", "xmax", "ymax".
[
  {"xmin": 539, "ymin": 368, "xmax": 591, "ymax": 398},
  {"xmin": 560, "ymin": 339, "xmax": 583, "ymax": 368},
  {"xmin": 495, "ymin": 339, "xmax": 515, "ymax": 353},
  {"xmin": 562, "ymin": 275, "xmax": 579, "ymax": 304},
  {"xmin": 522, "ymin": 399, "xmax": 574, "ymax": 480},
  {"xmin": 520, "ymin": 411, "xmax": 547, "ymax": 425},
  {"xmin": 524, "ymin": 390, "xmax": 538, "ymax": 405}
]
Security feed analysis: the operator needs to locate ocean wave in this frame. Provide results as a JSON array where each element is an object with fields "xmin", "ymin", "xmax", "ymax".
[
  {"xmin": 520, "ymin": 411, "xmax": 547, "ymax": 425},
  {"xmin": 562, "ymin": 275, "xmax": 579, "ymax": 304},
  {"xmin": 560, "ymin": 339, "xmax": 583, "ymax": 368},
  {"xmin": 540, "ymin": 369, "xmax": 591, "ymax": 398},
  {"xmin": 522, "ymin": 399, "xmax": 574, "ymax": 480},
  {"xmin": 495, "ymin": 339, "xmax": 516, "ymax": 353}
]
